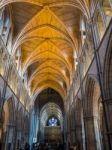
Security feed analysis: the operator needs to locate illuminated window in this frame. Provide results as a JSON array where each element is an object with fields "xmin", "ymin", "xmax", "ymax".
[{"xmin": 48, "ymin": 117, "xmax": 58, "ymax": 127}]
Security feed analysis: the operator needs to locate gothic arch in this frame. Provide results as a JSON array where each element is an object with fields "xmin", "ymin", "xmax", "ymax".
[
  {"xmin": 84, "ymin": 76, "xmax": 102, "ymax": 150},
  {"xmin": 84, "ymin": 76, "xmax": 100, "ymax": 116},
  {"xmin": 0, "ymin": 5, "xmax": 13, "ymax": 49},
  {"xmin": 1, "ymin": 96, "xmax": 15, "ymax": 149},
  {"xmin": 103, "ymin": 31, "xmax": 112, "ymax": 99},
  {"xmin": 102, "ymin": 30, "xmax": 112, "ymax": 148},
  {"xmin": 0, "ymin": 0, "xmax": 90, "ymax": 19},
  {"xmin": 3, "ymin": 96, "xmax": 15, "ymax": 129}
]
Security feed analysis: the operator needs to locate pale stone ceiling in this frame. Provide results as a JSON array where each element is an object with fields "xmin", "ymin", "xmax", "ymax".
[{"xmin": 1, "ymin": 0, "xmax": 90, "ymax": 100}]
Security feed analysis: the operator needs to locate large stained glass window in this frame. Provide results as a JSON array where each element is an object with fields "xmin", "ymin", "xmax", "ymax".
[{"xmin": 48, "ymin": 117, "xmax": 58, "ymax": 127}]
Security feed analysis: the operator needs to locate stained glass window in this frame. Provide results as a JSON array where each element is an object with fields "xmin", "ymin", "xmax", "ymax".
[{"xmin": 48, "ymin": 117, "xmax": 58, "ymax": 127}]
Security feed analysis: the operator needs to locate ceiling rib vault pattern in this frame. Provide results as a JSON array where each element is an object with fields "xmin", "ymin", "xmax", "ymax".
[{"xmin": 1, "ymin": 0, "xmax": 90, "ymax": 100}]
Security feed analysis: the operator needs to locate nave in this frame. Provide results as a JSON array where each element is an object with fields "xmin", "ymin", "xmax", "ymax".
[{"xmin": 0, "ymin": 0, "xmax": 112, "ymax": 150}]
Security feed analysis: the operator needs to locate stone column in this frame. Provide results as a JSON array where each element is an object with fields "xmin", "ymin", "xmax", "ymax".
[
  {"xmin": 75, "ymin": 124, "xmax": 83, "ymax": 150},
  {"xmin": 66, "ymin": 114, "xmax": 70, "ymax": 150},
  {"xmin": 84, "ymin": 116, "xmax": 101, "ymax": 150},
  {"xmin": 63, "ymin": 114, "xmax": 67, "ymax": 147},
  {"xmin": 15, "ymin": 130, "xmax": 22, "ymax": 149}
]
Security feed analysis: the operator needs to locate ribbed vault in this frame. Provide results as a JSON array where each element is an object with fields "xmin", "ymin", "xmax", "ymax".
[
  {"xmin": 35, "ymin": 88, "xmax": 64, "ymax": 110},
  {"xmin": 0, "ymin": 0, "xmax": 90, "ymax": 17},
  {"xmin": 40, "ymin": 102, "xmax": 63, "ymax": 127},
  {"xmin": 0, "ymin": 0, "xmax": 91, "ymax": 100}
]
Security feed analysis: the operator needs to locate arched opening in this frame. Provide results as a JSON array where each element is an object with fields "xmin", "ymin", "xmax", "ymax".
[
  {"xmin": 30, "ymin": 88, "xmax": 64, "ymax": 149},
  {"xmin": 84, "ymin": 77, "xmax": 104, "ymax": 150},
  {"xmin": 1, "ymin": 97, "xmax": 15, "ymax": 150},
  {"xmin": 103, "ymin": 32, "xmax": 112, "ymax": 99},
  {"xmin": 80, "ymin": 18, "xmax": 86, "ymax": 46},
  {"xmin": 103, "ymin": 32, "xmax": 112, "ymax": 148},
  {"xmin": 0, "ymin": 6, "xmax": 12, "ymax": 49},
  {"xmin": 40, "ymin": 102, "xmax": 63, "ymax": 145}
]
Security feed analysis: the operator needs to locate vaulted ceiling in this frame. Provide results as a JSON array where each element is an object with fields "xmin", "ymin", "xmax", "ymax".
[
  {"xmin": 35, "ymin": 88, "xmax": 64, "ymax": 125},
  {"xmin": 1, "ymin": 0, "xmax": 91, "ymax": 100}
]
